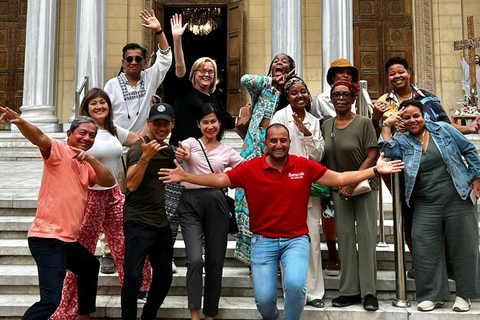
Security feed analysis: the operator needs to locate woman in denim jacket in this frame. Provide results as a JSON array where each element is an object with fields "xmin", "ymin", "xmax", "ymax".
[{"xmin": 379, "ymin": 99, "xmax": 480, "ymax": 312}]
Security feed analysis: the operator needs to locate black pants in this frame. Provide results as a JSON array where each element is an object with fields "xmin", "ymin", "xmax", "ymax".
[
  {"xmin": 22, "ymin": 237, "xmax": 99, "ymax": 320},
  {"xmin": 178, "ymin": 188, "xmax": 229, "ymax": 317},
  {"xmin": 121, "ymin": 220, "xmax": 173, "ymax": 320}
]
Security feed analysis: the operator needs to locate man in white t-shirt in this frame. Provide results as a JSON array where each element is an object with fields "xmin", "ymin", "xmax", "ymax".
[
  {"xmin": 103, "ymin": 9, "xmax": 172, "ymax": 276},
  {"xmin": 104, "ymin": 9, "xmax": 172, "ymax": 134}
]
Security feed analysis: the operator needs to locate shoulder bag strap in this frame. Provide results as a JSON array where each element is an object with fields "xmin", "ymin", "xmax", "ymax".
[{"xmin": 197, "ymin": 139, "xmax": 214, "ymax": 173}]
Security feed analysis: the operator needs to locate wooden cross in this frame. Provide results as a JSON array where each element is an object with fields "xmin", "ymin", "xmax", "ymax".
[{"xmin": 454, "ymin": 16, "xmax": 480, "ymax": 100}]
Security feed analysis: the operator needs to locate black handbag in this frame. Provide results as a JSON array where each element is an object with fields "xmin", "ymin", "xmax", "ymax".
[{"xmin": 197, "ymin": 139, "xmax": 239, "ymax": 235}]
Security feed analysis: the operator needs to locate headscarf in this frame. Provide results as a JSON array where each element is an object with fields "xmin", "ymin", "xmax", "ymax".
[
  {"xmin": 284, "ymin": 76, "xmax": 312, "ymax": 111},
  {"xmin": 330, "ymin": 80, "xmax": 360, "ymax": 97}
]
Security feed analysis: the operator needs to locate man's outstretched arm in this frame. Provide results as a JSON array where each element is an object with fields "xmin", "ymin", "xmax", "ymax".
[
  {"xmin": 159, "ymin": 159, "xmax": 232, "ymax": 188},
  {"xmin": 0, "ymin": 107, "xmax": 51, "ymax": 154}
]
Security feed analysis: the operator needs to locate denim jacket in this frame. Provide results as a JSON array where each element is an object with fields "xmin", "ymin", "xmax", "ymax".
[{"xmin": 379, "ymin": 120, "xmax": 480, "ymax": 207}]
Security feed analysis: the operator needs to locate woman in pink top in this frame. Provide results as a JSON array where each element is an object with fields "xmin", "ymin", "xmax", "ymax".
[{"xmin": 175, "ymin": 103, "xmax": 243, "ymax": 320}]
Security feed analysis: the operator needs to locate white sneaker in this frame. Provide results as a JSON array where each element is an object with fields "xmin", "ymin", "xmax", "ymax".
[
  {"xmin": 172, "ymin": 259, "xmax": 177, "ymax": 273},
  {"xmin": 453, "ymin": 296, "xmax": 471, "ymax": 312},
  {"xmin": 417, "ymin": 300, "xmax": 444, "ymax": 311}
]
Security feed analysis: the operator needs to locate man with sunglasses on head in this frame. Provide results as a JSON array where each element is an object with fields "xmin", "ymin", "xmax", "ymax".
[{"xmin": 104, "ymin": 9, "xmax": 172, "ymax": 135}]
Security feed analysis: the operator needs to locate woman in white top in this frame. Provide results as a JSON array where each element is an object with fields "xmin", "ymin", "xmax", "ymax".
[
  {"xmin": 51, "ymin": 88, "xmax": 152, "ymax": 320},
  {"xmin": 175, "ymin": 103, "xmax": 243, "ymax": 320},
  {"xmin": 271, "ymin": 76, "xmax": 326, "ymax": 308}
]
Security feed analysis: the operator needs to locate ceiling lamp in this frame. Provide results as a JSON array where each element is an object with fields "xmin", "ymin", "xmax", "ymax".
[{"xmin": 182, "ymin": 7, "xmax": 222, "ymax": 36}]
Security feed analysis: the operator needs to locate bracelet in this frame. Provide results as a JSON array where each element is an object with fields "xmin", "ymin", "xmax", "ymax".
[
  {"xmin": 372, "ymin": 166, "xmax": 380, "ymax": 178},
  {"xmin": 156, "ymin": 29, "xmax": 163, "ymax": 35},
  {"xmin": 381, "ymin": 120, "xmax": 392, "ymax": 128}
]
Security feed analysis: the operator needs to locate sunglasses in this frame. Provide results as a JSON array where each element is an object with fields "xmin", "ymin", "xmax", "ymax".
[{"xmin": 125, "ymin": 56, "xmax": 144, "ymax": 63}]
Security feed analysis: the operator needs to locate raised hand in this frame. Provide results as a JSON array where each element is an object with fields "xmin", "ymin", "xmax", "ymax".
[
  {"xmin": 171, "ymin": 13, "xmax": 187, "ymax": 39},
  {"xmin": 0, "ymin": 106, "xmax": 22, "ymax": 125},
  {"xmin": 292, "ymin": 113, "xmax": 311, "ymax": 136},
  {"xmin": 140, "ymin": 136, "xmax": 168, "ymax": 160},
  {"xmin": 175, "ymin": 141, "xmax": 190, "ymax": 161},
  {"xmin": 159, "ymin": 159, "xmax": 186, "ymax": 183},
  {"xmin": 139, "ymin": 9, "xmax": 161, "ymax": 32},
  {"xmin": 468, "ymin": 115, "xmax": 480, "ymax": 134},
  {"xmin": 376, "ymin": 152, "xmax": 404, "ymax": 174}
]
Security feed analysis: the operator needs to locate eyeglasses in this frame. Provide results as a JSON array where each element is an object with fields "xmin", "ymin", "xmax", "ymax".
[
  {"xmin": 125, "ymin": 56, "xmax": 144, "ymax": 63},
  {"xmin": 331, "ymin": 92, "xmax": 353, "ymax": 99},
  {"xmin": 197, "ymin": 69, "xmax": 215, "ymax": 76}
]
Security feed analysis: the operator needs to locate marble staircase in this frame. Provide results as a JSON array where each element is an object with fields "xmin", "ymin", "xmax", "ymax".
[{"xmin": 1, "ymin": 130, "xmax": 480, "ymax": 319}]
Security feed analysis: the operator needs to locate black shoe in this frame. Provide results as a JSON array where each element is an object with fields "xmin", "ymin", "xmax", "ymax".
[
  {"xmin": 363, "ymin": 294, "xmax": 379, "ymax": 311},
  {"xmin": 100, "ymin": 256, "xmax": 116, "ymax": 274},
  {"xmin": 332, "ymin": 294, "xmax": 361, "ymax": 307}
]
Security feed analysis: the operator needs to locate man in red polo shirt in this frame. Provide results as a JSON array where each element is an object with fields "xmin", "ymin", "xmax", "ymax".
[{"xmin": 159, "ymin": 123, "xmax": 403, "ymax": 320}]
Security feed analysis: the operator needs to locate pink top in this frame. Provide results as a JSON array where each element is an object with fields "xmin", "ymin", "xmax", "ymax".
[{"xmin": 181, "ymin": 137, "xmax": 243, "ymax": 189}]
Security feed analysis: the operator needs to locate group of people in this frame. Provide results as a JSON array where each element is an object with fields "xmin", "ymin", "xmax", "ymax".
[{"xmin": 1, "ymin": 7, "xmax": 480, "ymax": 320}]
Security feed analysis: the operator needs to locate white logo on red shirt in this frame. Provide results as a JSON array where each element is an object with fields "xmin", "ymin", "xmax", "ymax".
[{"xmin": 288, "ymin": 172, "xmax": 305, "ymax": 180}]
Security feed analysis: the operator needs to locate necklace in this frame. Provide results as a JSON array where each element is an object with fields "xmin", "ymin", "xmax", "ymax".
[{"xmin": 420, "ymin": 129, "xmax": 427, "ymax": 145}]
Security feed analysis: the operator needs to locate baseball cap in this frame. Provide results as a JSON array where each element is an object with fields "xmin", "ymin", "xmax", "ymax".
[{"xmin": 149, "ymin": 103, "xmax": 174, "ymax": 122}]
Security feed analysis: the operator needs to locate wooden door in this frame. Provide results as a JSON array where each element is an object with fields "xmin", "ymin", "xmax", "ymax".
[
  {"xmin": 354, "ymin": 0, "xmax": 413, "ymax": 99},
  {"xmin": 0, "ymin": 0, "xmax": 26, "ymax": 113},
  {"xmin": 226, "ymin": 0, "xmax": 243, "ymax": 115}
]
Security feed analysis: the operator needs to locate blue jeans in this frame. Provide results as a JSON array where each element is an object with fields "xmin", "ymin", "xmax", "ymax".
[{"xmin": 250, "ymin": 234, "xmax": 309, "ymax": 320}]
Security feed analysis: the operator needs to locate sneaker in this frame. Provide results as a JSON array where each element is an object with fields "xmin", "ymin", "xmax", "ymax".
[
  {"xmin": 325, "ymin": 260, "xmax": 340, "ymax": 276},
  {"xmin": 172, "ymin": 259, "xmax": 177, "ymax": 273},
  {"xmin": 332, "ymin": 294, "xmax": 361, "ymax": 307},
  {"xmin": 363, "ymin": 294, "xmax": 379, "ymax": 311},
  {"xmin": 417, "ymin": 300, "xmax": 444, "ymax": 311},
  {"xmin": 137, "ymin": 291, "xmax": 147, "ymax": 304},
  {"xmin": 100, "ymin": 256, "xmax": 116, "ymax": 274},
  {"xmin": 453, "ymin": 296, "xmax": 471, "ymax": 312}
]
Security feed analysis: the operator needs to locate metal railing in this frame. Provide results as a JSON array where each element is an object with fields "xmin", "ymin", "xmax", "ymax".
[
  {"xmin": 74, "ymin": 76, "xmax": 89, "ymax": 117},
  {"xmin": 358, "ymin": 80, "xmax": 408, "ymax": 305}
]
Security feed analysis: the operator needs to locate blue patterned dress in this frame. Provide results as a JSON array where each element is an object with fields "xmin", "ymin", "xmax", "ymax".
[{"xmin": 234, "ymin": 74, "xmax": 281, "ymax": 264}]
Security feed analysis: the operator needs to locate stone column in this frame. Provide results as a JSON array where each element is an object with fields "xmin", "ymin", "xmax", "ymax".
[
  {"xmin": 322, "ymin": 0, "xmax": 354, "ymax": 91},
  {"xmin": 271, "ymin": 0, "xmax": 303, "ymax": 77},
  {"xmin": 65, "ymin": 0, "xmax": 106, "ymax": 130},
  {"xmin": 16, "ymin": 0, "xmax": 61, "ymax": 132}
]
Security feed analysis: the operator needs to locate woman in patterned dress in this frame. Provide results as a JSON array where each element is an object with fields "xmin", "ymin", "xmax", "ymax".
[{"xmin": 234, "ymin": 54, "xmax": 296, "ymax": 264}]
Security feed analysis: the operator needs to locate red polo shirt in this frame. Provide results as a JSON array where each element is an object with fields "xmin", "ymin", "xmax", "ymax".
[{"xmin": 226, "ymin": 153, "xmax": 327, "ymax": 238}]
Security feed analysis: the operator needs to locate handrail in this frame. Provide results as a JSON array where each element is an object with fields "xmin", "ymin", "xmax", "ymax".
[
  {"xmin": 392, "ymin": 172, "xmax": 410, "ymax": 307},
  {"xmin": 74, "ymin": 76, "xmax": 89, "ymax": 117}
]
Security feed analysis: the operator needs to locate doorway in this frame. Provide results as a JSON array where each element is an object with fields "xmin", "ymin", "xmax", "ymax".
[{"xmin": 353, "ymin": 0, "xmax": 413, "ymax": 99}]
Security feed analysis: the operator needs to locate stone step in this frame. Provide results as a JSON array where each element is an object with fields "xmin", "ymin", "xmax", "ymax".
[
  {"xmin": 0, "ymin": 265, "xmax": 450, "ymax": 297},
  {"xmin": 1, "ymin": 294, "xmax": 480, "ymax": 320},
  {"xmin": 0, "ymin": 238, "xmax": 413, "ymax": 268}
]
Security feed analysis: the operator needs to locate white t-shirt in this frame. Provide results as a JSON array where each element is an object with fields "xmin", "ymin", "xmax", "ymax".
[
  {"xmin": 311, "ymin": 89, "xmax": 356, "ymax": 120},
  {"xmin": 105, "ymin": 46, "xmax": 172, "ymax": 134},
  {"xmin": 87, "ymin": 125, "xmax": 129, "ymax": 190},
  {"xmin": 180, "ymin": 137, "xmax": 244, "ymax": 190}
]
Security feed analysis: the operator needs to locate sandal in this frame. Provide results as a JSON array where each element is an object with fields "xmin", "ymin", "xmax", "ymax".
[{"xmin": 306, "ymin": 299, "xmax": 325, "ymax": 308}]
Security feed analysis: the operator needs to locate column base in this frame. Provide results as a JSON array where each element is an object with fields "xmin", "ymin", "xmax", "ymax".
[{"xmin": 15, "ymin": 105, "xmax": 62, "ymax": 133}]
